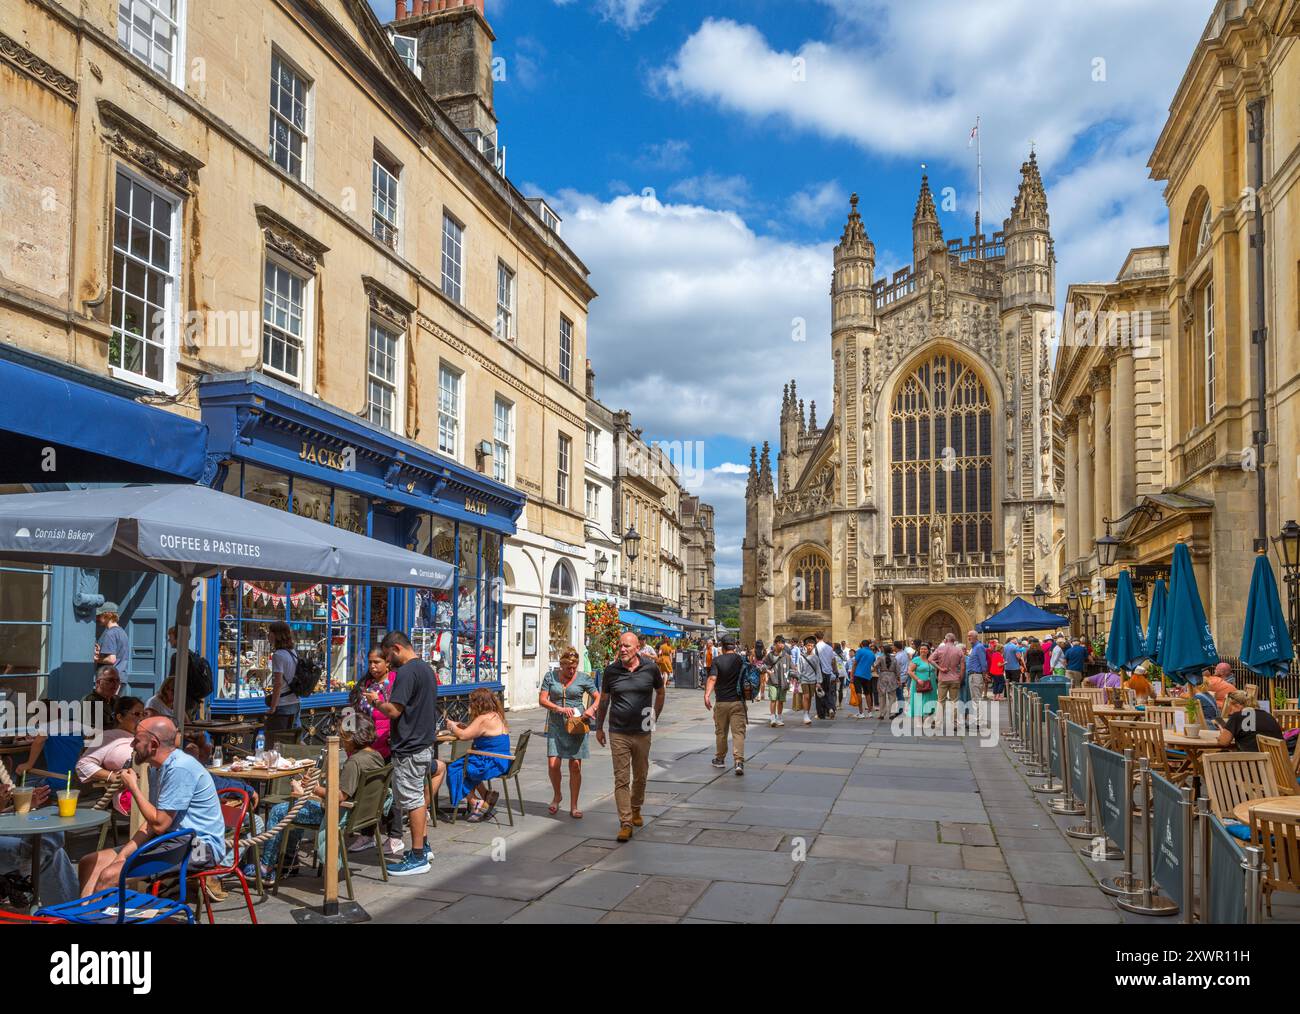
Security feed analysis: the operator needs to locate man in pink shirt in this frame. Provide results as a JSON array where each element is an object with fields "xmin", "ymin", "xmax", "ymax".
[{"xmin": 929, "ymin": 633, "xmax": 966, "ymax": 732}]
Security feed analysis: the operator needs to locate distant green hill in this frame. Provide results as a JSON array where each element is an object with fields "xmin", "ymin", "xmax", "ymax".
[{"xmin": 715, "ymin": 587, "xmax": 740, "ymax": 629}]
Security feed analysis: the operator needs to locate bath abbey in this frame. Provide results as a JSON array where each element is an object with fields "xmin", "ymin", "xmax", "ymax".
[{"xmin": 742, "ymin": 155, "xmax": 1066, "ymax": 647}]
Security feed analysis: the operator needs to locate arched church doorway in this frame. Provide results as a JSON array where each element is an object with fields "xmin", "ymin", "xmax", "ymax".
[{"xmin": 917, "ymin": 610, "xmax": 961, "ymax": 646}]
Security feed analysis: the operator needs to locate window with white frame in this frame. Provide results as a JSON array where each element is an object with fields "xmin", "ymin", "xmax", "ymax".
[
  {"xmin": 495, "ymin": 261, "xmax": 515, "ymax": 341},
  {"xmin": 269, "ymin": 53, "xmax": 310, "ymax": 180},
  {"xmin": 367, "ymin": 320, "xmax": 401, "ymax": 431},
  {"xmin": 441, "ymin": 213, "xmax": 464, "ymax": 303},
  {"xmin": 372, "ymin": 150, "xmax": 400, "ymax": 251},
  {"xmin": 438, "ymin": 364, "xmax": 462, "ymax": 457},
  {"xmin": 557, "ymin": 433, "xmax": 572, "ymax": 508},
  {"xmin": 1204, "ymin": 281, "xmax": 1216, "ymax": 419},
  {"xmin": 117, "ymin": 0, "xmax": 182, "ymax": 82},
  {"xmin": 585, "ymin": 482, "xmax": 599, "ymax": 521},
  {"xmin": 559, "ymin": 315, "xmax": 573, "ymax": 385},
  {"xmin": 493, "ymin": 397, "xmax": 512, "ymax": 484},
  {"xmin": 262, "ymin": 259, "xmax": 308, "ymax": 386},
  {"xmin": 586, "ymin": 425, "xmax": 599, "ymax": 465},
  {"xmin": 391, "ymin": 35, "xmax": 419, "ymax": 76},
  {"xmin": 110, "ymin": 169, "xmax": 178, "ymax": 388}
]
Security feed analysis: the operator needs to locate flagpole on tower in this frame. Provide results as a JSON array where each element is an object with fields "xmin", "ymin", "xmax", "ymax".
[{"xmin": 975, "ymin": 114, "xmax": 983, "ymax": 240}]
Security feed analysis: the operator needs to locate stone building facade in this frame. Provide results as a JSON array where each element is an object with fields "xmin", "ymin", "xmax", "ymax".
[
  {"xmin": 1054, "ymin": 247, "xmax": 1172, "ymax": 640},
  {"xmin": 681, "ymin": 496, "xmax": 716, "ymax": 630},
  {"xmin": 0, "ymin": 0, "xmax": 595, "ymax": 709},
  {"xmin": 742, "ymin": 163, "xmax": 1065, "ymax": 648},
  {"xmin": 612, "ymin": 411, "xmax": 687, "ymax": 618}
]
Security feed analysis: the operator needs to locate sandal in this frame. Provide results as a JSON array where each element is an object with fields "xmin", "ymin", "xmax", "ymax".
[
  {"xmin": 548, "ymin": 799, "xmax": 561, "ymax": 815},
  {"xmin": 570, "ymin": 809, "xmax": 583, "ymax": 819}
]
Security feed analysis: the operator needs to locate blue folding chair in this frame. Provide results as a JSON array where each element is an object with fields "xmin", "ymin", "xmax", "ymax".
[{"xmin": 36, "ymin": 829, "xmax": 197, "ymax": 925}]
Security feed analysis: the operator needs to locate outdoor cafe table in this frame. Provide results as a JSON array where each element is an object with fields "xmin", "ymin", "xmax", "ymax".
[
  {"xmin": 207, "ymin": 760, "xmax": 315, "ymax": 785},
  {"xmin": 1233, "ymin": 796, "xmax": 1300, "ymax": 823},
  {"xmin": 0, "ymin": 805, "xmax": 108, "ymax": 909}
]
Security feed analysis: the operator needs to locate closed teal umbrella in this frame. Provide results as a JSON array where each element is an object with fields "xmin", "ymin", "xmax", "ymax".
[
  {"xmin": 1240, "ymin": 551, "xmax": 1295, "ymax": 675},
  {"xmin": 1106, "ymin": 569, "xmax": 1145, "ymax": 672},
  {"xmin": 1158, "ymin": 541, "xmax": 1219, "ymax": 684},
  {"xmin": 1144, "ymin": 577, "xmax": 1167, "ymax": 663}
]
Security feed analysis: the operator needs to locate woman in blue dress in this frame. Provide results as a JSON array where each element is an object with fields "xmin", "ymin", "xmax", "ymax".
[
  {"xmin": 539, "ymin": 647, "xmax": 600, "ymax": 819},
  {"xmin": 443, "ymin": 689, "xmax": 511, "ymax": 822},
  {"xmin": 908, "ymin": 643, "xmax": 939, "ymax": 728}
]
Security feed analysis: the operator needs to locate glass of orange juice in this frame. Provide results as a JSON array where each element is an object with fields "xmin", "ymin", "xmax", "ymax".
[{"xmin": 56, "ymin": 789, "xmax": 79, "ymax": 817}]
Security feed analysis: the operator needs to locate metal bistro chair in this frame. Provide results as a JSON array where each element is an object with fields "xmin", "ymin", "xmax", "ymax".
[
  {"xmin": 194, "ymin": 787, "xmax": 258, "ymax": 924},
  {"xmin": 446, "ymin": 729, "xmax": 532, "ymax": 827},
  {"xmin": 36, "ymin": 830, "xmax": 197, "ymax": 925},
  {"xmin": 273, "ymin": 762, "xmax": 393, "ymax": 899},
  {"xmin": 1256, "ymin": 735, "xmax": 1298, "ymax": 797}
]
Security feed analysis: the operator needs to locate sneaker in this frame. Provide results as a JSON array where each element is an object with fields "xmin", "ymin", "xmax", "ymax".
[
  {"xmin": 769, "ymin": 718, "xmax": 777, "ymax": 728},
  {"xmin": 803, "ymin": 716, "xmax": 813, "ymax": 725},
  {"xmin": 855, "ymin": 712, "xmax": 867, "ymax": 720},
  {"xmin": 384, "ymin": 836, "xmax": 406, "ymax": 857},
  {"xmin": 388, "ymin": 849, "xmax": 432, "ymax": 877},
  {"xmin": 348, "ymin": 835, "xmax": 376, "ymax": 854},
  {"xmin": 711, "ymin": 756, "xmax": 726, "ymax": 769},
  {"xmin": 774, "ymin": 720, "xmax": 785, "ymax": 727},
  {"xmin": 734, "ymin": 762, "xmax": 744, "ymax": 777}
]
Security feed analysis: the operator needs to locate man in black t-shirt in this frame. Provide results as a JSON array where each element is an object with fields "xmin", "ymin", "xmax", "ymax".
[
  {"xmin": 1216, "ymin": 690, "xmax": 1285, "ymax": 754},
  {"xmin": 596, "ymin": 631, "xmax": 665, "ymax": 842},
  {"xmin": 705, "ymin": 639, "xmax": 747, "ymax": 776},
  {"xmin": 368, "ymin": 630, "xmax": 444, "ymax": 877}
]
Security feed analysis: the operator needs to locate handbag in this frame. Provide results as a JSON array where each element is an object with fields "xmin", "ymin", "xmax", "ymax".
[
  {"xmin": 849, "ymin": 684, "xmax": 861, "ymax": 708},
  {"xmin": 557, "ymin": 677, "xmax": 589, "ymax": 738}
]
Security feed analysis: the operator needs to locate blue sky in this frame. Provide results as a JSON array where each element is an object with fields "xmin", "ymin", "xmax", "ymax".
[{"xmin": 368, "ymin": 0, "xmax": 1210, "ymax": 585}]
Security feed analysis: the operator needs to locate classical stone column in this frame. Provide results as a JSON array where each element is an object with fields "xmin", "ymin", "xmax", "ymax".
[
  {"xmin": 1064, "ymin": 415, "xmax": 1080, "ymax": 564},
  {"xmin": 1092, "ymin": 365, "xmax": 1112, "ymax": 536},
  {"xmin": 1075, "ymin": 394, "xmax": 1094, "ymax": 564},
  {"xmin": 1113, "ymin": 349, "xmax": 1137, "ymax": 514}
]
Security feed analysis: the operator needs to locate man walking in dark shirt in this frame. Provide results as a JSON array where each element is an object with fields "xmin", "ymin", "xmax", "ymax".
[
  {"xmin": 596, "ymin": 631, "xmax": 665, "ymax": 843},
  {"xmin": 705, "ymin": 638, "xmax": 747, "ymax": 776}
]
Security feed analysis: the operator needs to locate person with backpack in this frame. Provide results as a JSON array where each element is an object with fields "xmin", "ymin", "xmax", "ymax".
[
  {"xmin": 797, "ymin": 634, "xmax": 822, "ymax": 725},
  {"xmin": 166, "ymin": 626, "xmax": 213, "ymax": 718},
  {"xmin": 762, "ymin": 635, "xmax": 792, "ymax": 728},
  {"xmin": 266, "ymin": 620, "xmax": 303, "ymax": 733},
  {"xmin": 705, "ymin": 638, "xmax": 748, "ymax": 776}
]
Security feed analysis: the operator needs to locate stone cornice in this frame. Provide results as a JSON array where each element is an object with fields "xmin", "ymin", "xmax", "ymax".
[
  {"xmin": 255, "ymin": 205, "xmax": 329, "ymax": 273},
  {"xmin": 98, "ymin": 99, "xmax": 205, "ymax": 193},
  {"xmin": 362, "ymin": 276, "xmax": 415, "ymax": 331},
  {"xmin": 0, "ymin": 29, "xmax": 77, "ymax": 102}
]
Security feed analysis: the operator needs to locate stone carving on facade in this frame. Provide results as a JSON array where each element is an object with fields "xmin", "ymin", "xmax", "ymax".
[
  {"xmin": 1037, "ymin": 533, "xmax": 1052, "ymax": 558},
  {"xmin": 1, "ymin": 30, "xmax": 78, "ymax": 102},
  {"xmin": 99, "ymin": 100, "xmax": 205, "ymax": 195},
  {"xmin": 362, "ymin": 276, "xmax": 414, "ymax": 332},
  {"xmin": 983, "ymin": 585, "xmax": 1002, "ymax": 611},
  {"xmin": 255, "ymin": 205, "xmax": 329, "ymax": 274},
  {"xmin": 930, "ymin": 274, "xmax": 948, "ymax": 321},
  {"xmin": 929, "ymin": 519, "xmax": 947, "ymax": 584}
]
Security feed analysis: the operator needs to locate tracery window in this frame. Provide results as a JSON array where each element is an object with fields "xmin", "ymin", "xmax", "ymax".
[
  {"xmin": 889, "ymin": 352, "xmax": 994, "ymax": 560},
  {"xmin": 789, "ymin": 549, "xmax": 830, "ymax": 612}
]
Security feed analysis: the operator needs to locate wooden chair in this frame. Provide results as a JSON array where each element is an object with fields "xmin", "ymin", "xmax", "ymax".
[
  {"xmin": 1248, "ymin": 809, "xmax": 1300, "ymax": 916},
  {"xmin": 1075, "ymin": 687, "xmax": 1107, "ymax": 704},
  {"xmin": 1111, "ymin": 720, "xmax": 1190, "ymax": 786},
  {"xmin": 1201, "ymin": 751, "xmax": 1279, "ymax": 822},
  {"xmin": 1273, "ymin": 710, "xmax": 1300, "ymax": 732},
  {"xmin": 1245, "ymin": 684, "xmax": 1259, "ymax": 702},
  {"xmin": 1143, "ymin": 706, "xmax": 1181, "ymax": 733},
  {"xmin": 1257, "ymin": 736, "xmax": 1298, "ymax": 797}
]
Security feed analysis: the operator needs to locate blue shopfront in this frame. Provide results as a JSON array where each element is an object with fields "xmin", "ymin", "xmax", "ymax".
[
  {"xmin": 0, "ymin": 345, "xmax": 209, "ymax": 705},
  {"xmin": 197, "ymin": 373, "xmax": 524, "ymax": 720}
]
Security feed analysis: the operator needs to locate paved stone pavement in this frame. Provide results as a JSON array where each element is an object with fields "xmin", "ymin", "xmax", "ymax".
[{"xmin": 197, "ymin": 689, "xmax": 1300, "ymax": 924}]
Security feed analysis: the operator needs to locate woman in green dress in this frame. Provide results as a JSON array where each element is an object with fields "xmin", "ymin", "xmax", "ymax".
[
  {"xmin": 908, "ymin": 643, "xmax": 939, "ymax": 725},
  {"xmin": 539, "ymin": 646, "xmax": 601, "ymax": 819}
]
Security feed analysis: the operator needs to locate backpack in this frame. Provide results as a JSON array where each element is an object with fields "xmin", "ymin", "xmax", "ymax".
[
  {"xmin": 185, "ymin": 651, "xmax": 213, "ymax": 706},
  {"xmin": 738, "ymin": 661, "xmax": 761, "ymax": 702},
  {"xmin": 287, "ymin": 651, "xmax": 324, "ymax": 698}
]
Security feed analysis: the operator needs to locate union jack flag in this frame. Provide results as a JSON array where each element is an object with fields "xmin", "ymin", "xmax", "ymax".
[{"xmin": 330, "ymin": 586, "xmax": 350, "ymax": 624}]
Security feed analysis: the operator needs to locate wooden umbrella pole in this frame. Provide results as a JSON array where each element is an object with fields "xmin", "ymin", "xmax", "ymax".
[{"xmin": 323, "ymin": 735, "xmax": 340, "ymax": 917}]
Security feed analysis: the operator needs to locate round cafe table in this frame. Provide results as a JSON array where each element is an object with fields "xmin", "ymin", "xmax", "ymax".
[
  {"xmin": 0, "ymin": 805, "xmax": 109, "ymax": 909},
  {"xmin": 1232, "ymin": 796, "xmax": 1300, "ymax": 824}
]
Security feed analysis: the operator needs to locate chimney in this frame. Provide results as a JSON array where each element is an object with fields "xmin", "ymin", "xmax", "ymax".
[{"xmin": 394, "ymin": 0, "xmax": 496, "ymax": 136}]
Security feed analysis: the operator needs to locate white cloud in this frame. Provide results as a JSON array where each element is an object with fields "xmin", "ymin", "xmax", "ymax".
[
  {"xmin": 788, "ymin": 180, "xmax": 847, "ymax": 224},
  {"xmin": 551, "ymin": 0, "xmax": 662, "ymax": 32},
  {"xmin": 635, "ymin": 138, "xmax": 692, "ymax": 172},
  {"xmin": 667, "ymin": 173, "xmax": 752, "ymax": 209},
  {"xmin": 712, "ymin": 462, "xmax": 750, "ymax": 475},
  {"xmin": 654, "ymin": 2, "xmax": 1206, "ymax": 309}
]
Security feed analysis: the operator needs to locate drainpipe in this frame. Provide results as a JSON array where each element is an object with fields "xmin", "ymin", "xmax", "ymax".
[{"xmin": 1248, "ymin": 98, "xmax": 1268, "ymax": 553}]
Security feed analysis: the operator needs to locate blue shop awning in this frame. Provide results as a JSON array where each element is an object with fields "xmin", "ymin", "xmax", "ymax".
[
  {"xmin": 0, "ymin": 348, "xmax": 208, "ymax": 483},
  {"xmin": 619, "ymin": 610, "xmax": 681, "ymax": 637}
]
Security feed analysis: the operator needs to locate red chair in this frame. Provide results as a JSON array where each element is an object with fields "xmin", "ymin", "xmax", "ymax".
[
  {"xmin": 194, "ymin": 787, "xmax": 258, "ymax": 925},
  {"xmin": 0, "ymin": 910, "xmax": 67, "ymax": 924}
]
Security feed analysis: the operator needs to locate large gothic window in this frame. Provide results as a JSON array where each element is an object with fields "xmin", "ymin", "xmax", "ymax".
[
  {"xmin": 889, "ymin": 352, "xmax": 994, "ymax": 561},
  {"xmin": 789, "ymin": 549, "xmax": 830, "ymax": 612}
]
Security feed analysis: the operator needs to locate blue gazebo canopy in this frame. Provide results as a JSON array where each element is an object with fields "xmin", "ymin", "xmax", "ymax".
[{"xmin": 976, "ymin": 596, "xmax": 1070, "ymax": 633}]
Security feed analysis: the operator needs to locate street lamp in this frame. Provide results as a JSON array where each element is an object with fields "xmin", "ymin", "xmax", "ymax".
[
  {"xmin": 1079, "ymin": 587, "xmax": 1095, "ymax": 642},
  {"xmin": 1067, "ymin": 592, "xmax": 1079, "ymax": 639},
  {"xmin": 1274, "ymin": 519, "xmax": 1300, "ymax": 644},
  {"xmin": 623, "ymin": 525, "xmax": 641, "ymax": 563},
  {"xmin": 1032, "ymin": 584, "xmax": 1047, "ymax": 609},
  {"xmin": 1095, "ymin": 532, "xmax": 1122, "ymax": 569},
  {"xmin": 595, "ymin": 552, "xmax": 609, "ymax": 580}
]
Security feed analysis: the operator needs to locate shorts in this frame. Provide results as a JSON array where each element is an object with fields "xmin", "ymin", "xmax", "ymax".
[
  {"xmin": 393, "ymin": 748, "xmax": 435, "ymax": 811},
  {"xmin": 767, "ymin": 682, "xmax": 787, "ymax": 702},
  {"xmin": 853, "ymin": 677, "xmax": 873, "ymax": 695}
]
